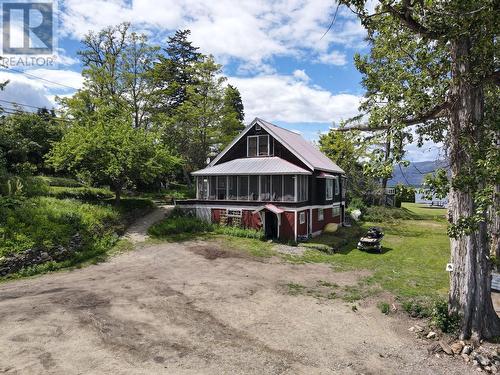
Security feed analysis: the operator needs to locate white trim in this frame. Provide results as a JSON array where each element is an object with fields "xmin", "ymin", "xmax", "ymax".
[
  {"xmin": 294, "ymin": 211, "xmax": 297, "ymax": 242},
  {"xmin": 177, "ymin": 202, "xmax": 342, "ymax": 212}
]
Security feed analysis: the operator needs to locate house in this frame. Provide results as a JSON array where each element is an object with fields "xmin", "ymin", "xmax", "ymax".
[{"xmin": 176, "ymin": 118, "xmax": 346, "ymax": 241}]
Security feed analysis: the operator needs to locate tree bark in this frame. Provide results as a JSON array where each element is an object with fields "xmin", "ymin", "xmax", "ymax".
[
  {"xmin": 448, "ymin": 37, "xmax": 500, "ymax": 340},
  {"xmin": 114, "ymin": 188, "xmax": 121, "ymax": 206}
]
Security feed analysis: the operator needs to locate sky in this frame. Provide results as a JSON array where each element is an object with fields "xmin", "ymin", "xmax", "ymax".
[{"xmin": 0, "ymin": 0, "xmax": 442, "ymax": 162}]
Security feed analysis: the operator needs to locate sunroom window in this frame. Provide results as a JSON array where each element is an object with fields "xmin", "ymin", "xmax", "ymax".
[{"xmin": 326, "ymin": 179, "xmax": 333, "ymax": 200}]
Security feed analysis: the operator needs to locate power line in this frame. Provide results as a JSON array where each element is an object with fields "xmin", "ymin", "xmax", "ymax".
[
  {"xmin": 0, "ymin": 98, "xmax": 55, "ymax": 111},
  {"xmin": 0, "ymin": 107, "xmax": 72, "ymax": 123},
  {"xmin": 0, "ymin": 64, "xmax": 79, "ymax": 91}
]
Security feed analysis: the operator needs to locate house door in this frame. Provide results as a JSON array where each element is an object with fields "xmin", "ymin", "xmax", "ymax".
[{"xmin": 264, "ymin": 211, "xmax": 278, "ymax": 239}]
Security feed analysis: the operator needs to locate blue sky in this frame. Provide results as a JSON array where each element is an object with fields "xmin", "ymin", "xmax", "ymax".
[{"xmin": 0, "ymin": 0, "xmax": 442, "ymax": 161}]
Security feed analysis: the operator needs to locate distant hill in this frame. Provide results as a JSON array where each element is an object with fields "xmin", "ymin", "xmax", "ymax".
[{"xmin": 389, "ymin": 160, "xmax": 448, "ymax": 187}]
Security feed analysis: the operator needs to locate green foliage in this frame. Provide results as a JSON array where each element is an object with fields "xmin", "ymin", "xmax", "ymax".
[
  {"xmin": 395, "ymin": 184, "xmax": 415, "ymax": 203},
  {"xmin": 431, "ymin": 299, "xmax": 461, "ymax": 334},
  {"xmin": 421, "ymin": 169, "xmax": 449, "ymax": 201},
  {"xmin": 401, "ymin": 299, "xmax": 432, "ymax": 318},
  {"xmin": 0, "ymin": 109, "xmax": 62, "ymax": 175},
  {"xmin": 148, "ymin": 216, "xmax": 213, "ymax": 237},
  {"xmin": 214, "ymin": 226, "xmax": 265, "ymax": 240},
  {"xmin": 0, "ymin": 197, "xmax": 120, "ymax": 257},
  {"xmin": 347, "ymin": 197, "xmax": 367, "ymax": 215},
  {"xmin": 46, "ymin": 186, "xmax": 114, "ymax": 201},
  {"xmin": 39, "ymin": 176, "xmax": 83, "ymax": 187},
  {"xmin": 378, "ymin": 301, "xmax": 390, "ymax": 315},
  {"xmin": 363, "ymin": 206, "xmax": 418, "ymax": 222},
  {"xmin": 48, "ymin": 103, "xmax": 180, "ymax": 202}
]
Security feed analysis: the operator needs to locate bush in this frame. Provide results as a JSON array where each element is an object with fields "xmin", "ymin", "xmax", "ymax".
[
  {"xmin": 363, "ymin": 206, "xmax": 418, "ymax": 222},
  {"xmin": 0, "ymin": 197, "xmax": 120, "ymax": 257},
  {"xmin": 378, "ymin": 301, "xmax": 390, "ymax": 314},
  {"xmin": 148, "ymin": 216, "xmax": 213, "ymax": 237},
  {"xmin": 39, "ymin": 176, "xmax": 83, "ymax": 187},
  {"xmin": 401, "ymin": 299, "xmax": 432, "ymax": 318},
  {"xmin": 214, "ymin": 225, "xmax": 265, "ymax": 240},
  {"xmin": 348, "ymin": 197, "xmax": 367, "ymax": 215},
  {"xmin": 431, "ymin": 299, "xmax": 460, "ymax": 334},
  {"xmin": 46, "ymin": 186, "xmax": 114, "ymax": 201}
]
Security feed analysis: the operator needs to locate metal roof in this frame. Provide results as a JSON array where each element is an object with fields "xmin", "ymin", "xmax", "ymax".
[
  {"xmin": 192, "ymin": 157, "xmax": 311, "ymax": 176},
  {"xmin": 209, "ymin": 118, "xmax": 345, "ymax": 174}
]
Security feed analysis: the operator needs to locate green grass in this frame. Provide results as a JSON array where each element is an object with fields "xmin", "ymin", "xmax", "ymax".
[{"xmin": 296, "ymin": 203, "xmax": 449, "ymax": 301}]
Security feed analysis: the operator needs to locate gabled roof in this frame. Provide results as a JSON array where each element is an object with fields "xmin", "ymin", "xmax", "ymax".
[
  {"xmin": 208, "ymin": 118, "xmax": 345, "ymax": 174},
  {"xmin": 192, "ymin": 157, "xmax": 311, "ymax": 176}
]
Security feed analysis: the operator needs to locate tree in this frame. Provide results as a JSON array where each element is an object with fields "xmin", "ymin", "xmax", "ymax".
[
  {"xmin": 165, "ymin": 56, "xmax": 227, "ymax": 172},
  {"xmin": 0, "ymin": 109, "xmax": 62, "ymax": 175},
  {"xmin": 337, "ymin": 0, "xmax": 500, "ymax": 339},
  {"xmin": 150, "ymin": 29, "xmax": 203, "ymax": 113},
  {"xmin": 218, "ymin": 85, "xmax": 245, "ymax": 151},
  {"xmin": 79, "ymin": 23, "xmax": 159, "ymax": 128},
  {"xmin": 48, "ymin": 102, "xmax": 179, "ymax": 204},
  {"xmin": 319, "ymin": 127, "xmax": 378, "ymax": 203}
]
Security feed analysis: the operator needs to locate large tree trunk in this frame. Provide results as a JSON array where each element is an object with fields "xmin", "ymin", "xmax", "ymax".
[{"xmin": 448, "ymin": 37, "xmax": 500, "ymax": 340}]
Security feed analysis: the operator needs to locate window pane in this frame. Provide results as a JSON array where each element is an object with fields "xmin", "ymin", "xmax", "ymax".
[
  {"xmin": 217, "ymin": 176, "xmax": 227, "ymax": 200},
  {"xmin": 209, "ymin": 176, "xmax": 216, "ymax": 200},
  {"xmin": 335, "ymin": 177, "xmax": 340, "ymax": 195},
  {"xmin": 198, "ymin": 177, "xmax": 209, "ymax": 200},
  {"xmin": 283, "ymin": 175, "xmax": 294, "ymax": 201},
  {"xmin": 326, "ymin": 179, "xmax": 333, "ymax": 200},
  {"xmin": 258, "ymin": 135, "xmax": 268, "ymax": 156},
  {"xmin": 298, "ymin": 175, "xmax": 308, "ymax": 201},
  {"xmin": 260, "ymin": 175, "xmax": 270, "ymax": 201},
  {"xmin": 228, "ymin": 176, "xmax": 237, "ymax": 200},
  {"xmin": 248, "ymin": 136, "xmax": 257, "ymax": 157},
  {"xmin": 318, "ymin": 208, "xmax": 324, "ymax": 221},
  {"xmin": 249, "ymin": 175, "xmax": 259, "ymax": 200},
  {"xmin": 271, "ymin": 175, "xmax": 282, "ymax": 201},
  {"xmin": 238, "ymin": 176, "xmax": 248, "ymax": 200}
]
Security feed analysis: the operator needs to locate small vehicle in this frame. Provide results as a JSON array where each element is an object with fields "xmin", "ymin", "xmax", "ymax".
[{"xmin": 357, "ymin": 227, "xmax": 384, "ymax": 253}]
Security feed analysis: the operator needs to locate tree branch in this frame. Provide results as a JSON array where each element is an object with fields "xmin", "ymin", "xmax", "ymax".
[
  {"xmin": 380, "ymin": 1, "xmax": 441, "ymax": 39},
  {"xmin": 334, "ymin": 102, "xmax": 449, "ymax": 132}
]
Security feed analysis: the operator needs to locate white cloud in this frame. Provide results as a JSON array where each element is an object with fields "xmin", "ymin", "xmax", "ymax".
[
  {"xmin": 316, "ymin": 50, "xmax": 347, "ymax": 66},
  {"xmin": 292, "ymin": 69, "xmax": 309, "ymax": 82},
  {"xmin": 228, "ymin": 73, "xmax": 361, "ymax": 123},
  {"xmin": 59, "ymin": 0, "xmax": 368, "ymax": 70},
  {"xmin": 0, "ymin": 69, "xmax": 82, "ymax": 111}
]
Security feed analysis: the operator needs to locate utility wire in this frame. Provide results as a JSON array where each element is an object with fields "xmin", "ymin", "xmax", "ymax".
[
  {"xmin": 0, "ymin": 64, "xmax": 79, "ymax": 91},
  {"xmin": 0, "ymin": 98, "xmax": 55, "ymax": 111}
]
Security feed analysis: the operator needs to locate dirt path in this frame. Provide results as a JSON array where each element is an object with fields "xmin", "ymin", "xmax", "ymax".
[
  {"xmin": 123, "ymin": 205, "xmax": 173, "ymax": 243},
  {"xmin": 0, "ymin": 239, "xmax": 475, "ymax": 375}
]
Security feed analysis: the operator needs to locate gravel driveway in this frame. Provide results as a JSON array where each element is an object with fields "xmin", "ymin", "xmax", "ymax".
[{"xmin": 0, "ymin": 239, "xmax": 476, "ymax": 375}]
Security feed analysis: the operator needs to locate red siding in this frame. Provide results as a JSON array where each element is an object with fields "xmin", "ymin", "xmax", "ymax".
[
  {"xmin": 242, "ymin": 210, "xmax": 262, "ymax": 229},
  {"xmin": 211, "ymin": 209, "xmax": 224, "ymax": 223},
  {"xmin": 280, "ymin": 211, "xmax": 295, "ymax": 241},
  {"xmin": 297, "ymin": 209, "xmax": 308, "ymax": 236}
]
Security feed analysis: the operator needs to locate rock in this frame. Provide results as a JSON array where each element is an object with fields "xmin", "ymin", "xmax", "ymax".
[
  {"xmin": 476, "ymin": 355, "xmax": 492, "ymax": 367},
  {"xmin": 462, "ymin": 354, "xmax": 471, "ymax": 362},
  {"xmin": 484, "ymin": 366, "xmax": 491, "ymax": 372},
  {"xmin": 427, "ymin": 331, "xmax": 437, "ymax": 339},
  {"xmin": 463, "ymin": 345, "xmax": 473, "ymax": 355},
  {"xmin": 490, "ymin": 365, "xmax": 497, "ymax": 373},
  {"xmin": 414, "ymin": 325, "xmax": 424, "ymax": 332},
  {"xmin": 439, "ymin": 340, "xmax": 454, "ymax": 355},
  {"xmin": 451, "ymin": 341, "xmax": 464, "ymax": 355},
  {"xmin": 428, "ymin": 342, "xmax": 443, "ymax": 354},
  {"xmin": 408, "ymin": 326, "xmax": 416, "ymax": 332}
]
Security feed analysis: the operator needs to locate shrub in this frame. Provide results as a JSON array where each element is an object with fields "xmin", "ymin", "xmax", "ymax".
[
  {"xmin": 214, "ymin": 225, "xmax": 265, "ymax": 240},
  {"xmin": 46, "ymin": 186, "xmax": 114, "ymax": 201},
  {"xmin": 0, "ymin": 197, "xmax": 120, "ymax": 257},
  {"xmin": 363, "ymin": 206, "xmax": 418, "ymax": 222},
  {"xmin": 378, "ymin": 301, "xmax": 390, "ymax": 315},
  {"xmin": 39, "ymin": 176, "xmax": 83, "ymax": 187},
  {"xmin": 431, "ymin": 299, "xmax": 461, "ymax": 334},
  {"xmin": 148, "ymin": 216, "xmax": 213, "ymax": 237},
  {"xmin": 401, "ymin": 299, "xmax": 432, "ymax": 318},
  {"xmin": 348, "ymin": 197, "xmax": 367, "ymax": 215}
]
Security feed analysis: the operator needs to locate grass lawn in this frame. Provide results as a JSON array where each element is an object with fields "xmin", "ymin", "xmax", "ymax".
[{"xmin": 295, "ymin": 203, "xmax": 450, "ymax": 302}]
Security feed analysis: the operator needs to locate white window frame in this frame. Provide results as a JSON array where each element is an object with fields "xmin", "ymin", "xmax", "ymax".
[
  {"xmin": 326, "ymin": 179, "xmax": 333, "ymax": 200},
  {"xmin": 299, "ymin": 211, "xmax": 305, "ymax": 224},
  {"xmin": 318, "ymin": 208, "xmax": 324, "ymax": 221},
  {"xmin": 247, "ymin": 135, "xmax": 270, "ymax": 157}
]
